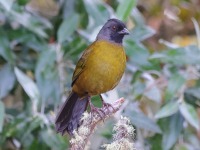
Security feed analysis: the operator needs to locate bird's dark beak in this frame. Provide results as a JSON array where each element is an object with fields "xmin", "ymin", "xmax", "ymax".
[{"xmin": 118, "ymin": 28, "xmax": 129, "ymax": 35}]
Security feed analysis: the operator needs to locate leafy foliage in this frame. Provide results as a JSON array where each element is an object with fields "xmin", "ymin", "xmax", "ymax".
[{"xmin": 0, "ymin": 0, "xmax": 200, "ymax": 150}]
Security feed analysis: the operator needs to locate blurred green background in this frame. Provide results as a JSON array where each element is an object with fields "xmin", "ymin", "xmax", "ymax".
[{"xmin": 0, "ymin": 0, "xmax": 200, "ymax": 149}]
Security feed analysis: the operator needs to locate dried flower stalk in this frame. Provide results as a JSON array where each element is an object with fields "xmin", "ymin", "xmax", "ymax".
[
  {"xmin": 70, "ymin": 98, "xmax": 125, "ymax": 150},
  {"xmin": 103, "ymin": 116, "xmax": 136, "ymax": 150}
]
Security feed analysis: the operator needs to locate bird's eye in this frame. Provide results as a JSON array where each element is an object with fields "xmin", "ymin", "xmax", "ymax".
[{"xmin": 112, "ymin": 26, "xmax": 116, "ymax": 30}]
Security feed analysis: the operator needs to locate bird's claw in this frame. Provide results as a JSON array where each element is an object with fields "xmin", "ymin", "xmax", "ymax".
[
  {"xmin": 89, "ymin": 101, "xmax": 106, "ymax": 121},
  {"xmin": 102, "ymin": 102, "xmax": 115, "ymax": 112},
  {"xmin": 100, "ymin": 95, "xmax": 115, "ymax": 112}
]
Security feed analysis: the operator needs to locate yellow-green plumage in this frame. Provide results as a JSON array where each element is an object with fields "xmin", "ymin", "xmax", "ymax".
[{"xmin": 72, "ymin": 40, "xmax": 126, "ymax": 96}]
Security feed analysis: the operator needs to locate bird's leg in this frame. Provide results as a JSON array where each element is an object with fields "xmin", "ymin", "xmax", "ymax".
[
  {"xmin": 99, "ymin": 95, "xmax": 115, "ymax": 111},
  {"xmin": 88, "ymin": 97, "xmax": 106, "ymax": 120}
]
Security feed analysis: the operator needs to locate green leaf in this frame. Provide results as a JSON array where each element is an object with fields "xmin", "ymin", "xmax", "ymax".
[
  {"xmin": 131, "ymin": 80, "xmax": 145, "ymax": 99},
  {"xmin": 124, "ymin": 107, "xmax": 162, "ymax": 133},
  {"xmin": 4, "ymin": 117, "xmax": 31, "ymax": 138},
  {"xmin": 184, "ymin": 87, "xmax": 200, "ymax": 107},
  {"xmin": 147, "ymin": 134, "xmax": 162, "ymax": 150},
  {"xmin": 35, "ymin": 47, "xmax": 60, "ymax": 104},
  {"xmin": 7, "ymin": 29, "xmax": 48, "ymax": 52},
  {"xmin": 14, "ymin": 67, "xmax": 40, "ymax": 107},
  {"xmin": 125, "ymin": 39, "xmax": 151, "ymax": 68},
  {"xmin": 0, "ymin": 0, "xmax": 14, "ymax": 11},
  {"xmin": 63, "ymin": 37, "xmax": 87, "ymax": 57},
  {"xmin": 179, "ymin": 101, "xmax": 199, "ymax": 130},
  {"xmin": 185, "ymin": 88, "xmax": 200, "ymax": 99},
  {"xmin": 161, "ymin": 112, "xmax": 184, "ymax": 150},
  {"xmin": 0, "ymin": 101, "xmax": 5, "ymax": 132},
  {"xmin": 165, "ymin": 73, "xmax": 185, "ymax": 101},
  {"xmin": 10, "ymin": 12, "xmax": 49, "ymax": 38},
  {"xmin": 62, "ymin": 0, "xmax": 76, "ymax": 18},
  {"xmin": 129, "ymin": 26, "xmax": 155, "ymax": 42},
  {"xmin": 18, "ymin": 0, "xmax": 29, "ymax": 6},
  {"xmin": 2, "ymin": 6, "xmax": 51, "ymax": 38},
  {"xmin": 185, "ymin": 134, "xmax": 200, "ymax": 149},
  {"xmin": 1, "ymin": 0, "xmax": 52, "ymax": 38},
  {"xmin": 175, "ymin": 144, "xmax": 190, "ymax": 150},
  {"xmin": 0, "ymin": 64, "xmax": 16, "ymax": 99},
  {"xmin": 28, "ymin": 139, "xmax": 48, "ymax": 150},
  {"xmin": 144, "ymin": 84, "xmax": 161, "ymax": 103},
  {"xmin": 57, "ymin": 14, "xmax": 79, "ymax": 43},
  {"xmin": 155, "ymin": 101, "xmax": 179, "ymax": 119},
  {"xmin": 0, "ymin": 30, "xmax": 15, "ymax": 63},
  {"xmin": 131, "ymin": 8, "xmax": 145, "ymax": 26},
  {"xmin": 83, "ymin": 0, "xmax": 110, "ymax": 26},
  {"xmin": 21, "ymin": 117, "xmax": 42, "ymax": 142},
  {"xmin": 150, "ymin": 45, "xmax": 200, "ymax": 66},
  {"xmin": 116, "ymin": 0, "xmax": 136, "ymax": 21},
  {"xmin": 41, "ymin": 129, "xmax": 68, "ymax": 150}
]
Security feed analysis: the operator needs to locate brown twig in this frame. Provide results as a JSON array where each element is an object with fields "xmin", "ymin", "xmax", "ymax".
[{"xmin": 70, "ymin": 98, "xmax": 125, "ymax": 150}]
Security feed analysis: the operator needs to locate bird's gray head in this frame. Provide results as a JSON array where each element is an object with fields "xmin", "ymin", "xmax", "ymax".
[{"xmin": 96, "ymin": 18, "xmax": 129, "ymax": 44}]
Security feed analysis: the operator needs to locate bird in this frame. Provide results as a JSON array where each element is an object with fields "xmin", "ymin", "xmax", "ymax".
[{"xmin": 55, "ymin": 18, "xmax": 129, "ymax": 135}]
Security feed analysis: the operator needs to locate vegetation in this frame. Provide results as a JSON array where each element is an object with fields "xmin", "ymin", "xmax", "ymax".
[{"xmin": 0, "ymin": 0, "xmax": 200, "ymax": 149}]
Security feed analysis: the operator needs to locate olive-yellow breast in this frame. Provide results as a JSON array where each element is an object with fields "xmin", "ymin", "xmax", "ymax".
[{"xmin": 72, "ymin": 40, "xmax": 126, "ymax": 96}]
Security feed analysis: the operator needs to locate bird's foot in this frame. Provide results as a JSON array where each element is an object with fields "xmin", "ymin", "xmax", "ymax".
[
  {"xmin": 89, "ymin": 101, "xmax": 106, "ymax": 120},
  {"xmin": 102, "ymin": 102, "xmax": 115, "ymax": 112},
  {"xmin": 100, "ymin": 95, "xmax": 115, "ymax": 112}
]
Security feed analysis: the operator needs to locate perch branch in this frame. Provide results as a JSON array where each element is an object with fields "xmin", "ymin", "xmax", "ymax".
[{"xmin": 70, "ymin": 97, "xmax": 125, "ymax": 150}]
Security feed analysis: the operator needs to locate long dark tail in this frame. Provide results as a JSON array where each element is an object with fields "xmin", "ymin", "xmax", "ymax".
[{"xmin": 55, "ymin": 91, "xmax": 88, "ymax": 135}]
